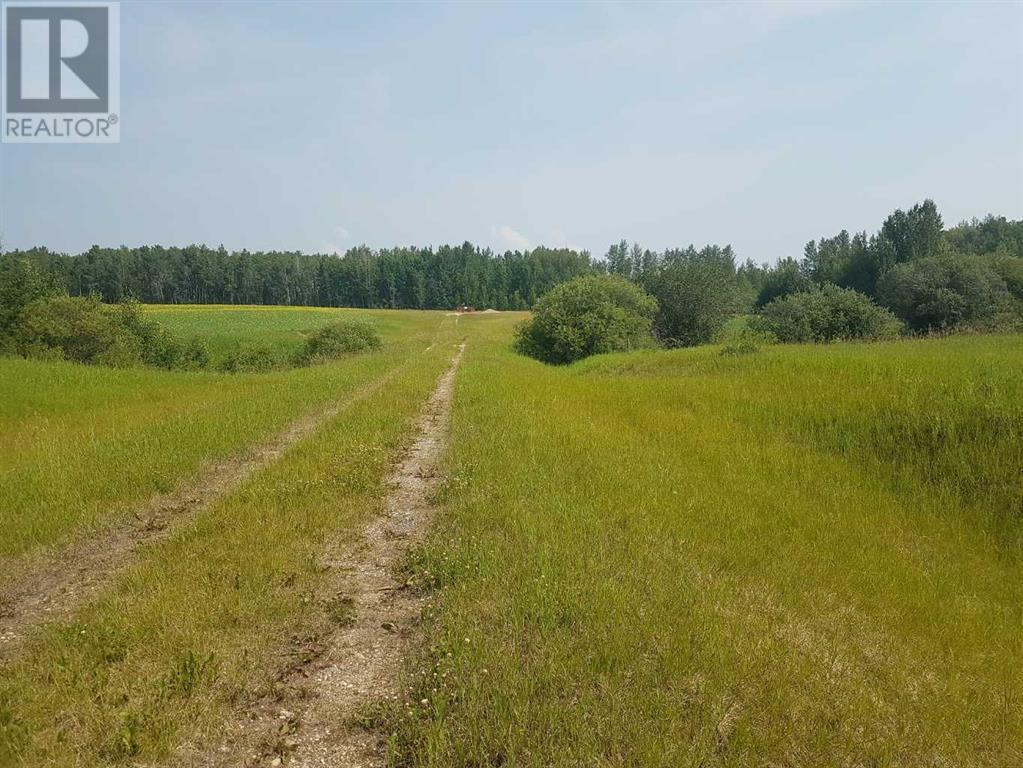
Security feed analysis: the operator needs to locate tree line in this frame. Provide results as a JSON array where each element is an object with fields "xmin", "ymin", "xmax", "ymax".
[
  {"xmin": 0, "ymin": 243, "xmax": 596, "ymax": 310},
  {"xmin": 516, "ymin": 204, "xmax": 1023, "ymax": 363},
  {"xmin": 3, "ymin": 204, "xmax": 1020, "ymax": 327},
  {"xmin": 601, "ymin": 204, "xmax": 1022, "ymax": 341},
  {"xmin": 743, "ymin": 205, "xmax": 1022, "ymax": 334}
]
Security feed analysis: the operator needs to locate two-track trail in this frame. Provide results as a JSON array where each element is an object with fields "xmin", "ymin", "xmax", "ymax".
[
  {"xmin": 0, "ymin": 363, "xmax": 407, "ymax": 661},
  {"xmin": 179, "ymin": 343, "xmax": 465, "ymax": 768}
]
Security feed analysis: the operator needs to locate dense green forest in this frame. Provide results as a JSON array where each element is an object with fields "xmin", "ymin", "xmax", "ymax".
[
  {"xmin": 601, "ymin": 208, "xmax": 1023, "ymax": 307},
  {"xmin": 512, "ymin": 205, "xmax": 1023, "ymax": 359},
  {"xmin": 2, "ymin": 206, "xmax": 1020, "ymax": 320},
  {"xmin": 605, "ymin": 206, "xmax": 1022, "ymax": 337},
  {"xmin": 0, "ymin": 243, "xmax": 594, "ymax": 310},
  {"xmin": 750, "ymin": 207, "xmax": 1023, "ymax": 303}
]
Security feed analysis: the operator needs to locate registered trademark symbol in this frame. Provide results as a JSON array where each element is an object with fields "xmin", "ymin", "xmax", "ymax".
[{"xmin": 108, "ymin": 114, "xmax": 118, "ymax": 125}]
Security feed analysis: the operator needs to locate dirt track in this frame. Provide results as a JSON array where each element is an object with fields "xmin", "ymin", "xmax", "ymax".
[
  {"xmin": 0, "ymin": 365, "xmax": 404, "ymax": 661},
  {"xmin": 177, "ymin": 343, "xmax": 464, "ymax": 768}
]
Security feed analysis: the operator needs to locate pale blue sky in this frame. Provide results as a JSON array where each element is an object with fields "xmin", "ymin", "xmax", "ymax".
[{"xmin": 1, "ymin": 0, "xmax": 1021, "ymax": 262}]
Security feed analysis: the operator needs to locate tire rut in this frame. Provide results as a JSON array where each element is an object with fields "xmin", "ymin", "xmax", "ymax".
[
  {"xmin": 177, "ymin": 343, "xmax": 464, "ymax": 768},
  {"xmin": 0, "ymin": 364, "xmax": 406, "ymax": 661}
]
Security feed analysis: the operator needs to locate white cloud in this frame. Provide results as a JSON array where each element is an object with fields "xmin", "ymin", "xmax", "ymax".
[{"xmin": 492, "ymin": 224, "xmax": 531, "ymax": 251}]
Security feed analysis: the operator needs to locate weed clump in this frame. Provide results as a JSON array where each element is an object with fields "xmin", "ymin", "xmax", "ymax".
[
  {"xmin": 720, "ymin": 327, "xmax": 774, "ymax": 356},
  {"xmin": 103, "ymin": 709, "xmax": 146, "ymax": 759},
  {"xmin": 160, "ymin": 649, "xmax": 216, "ymax": 698},
  {"xmin": 324, "ymin": 593, "xmax": 357, "ymax": 626}
]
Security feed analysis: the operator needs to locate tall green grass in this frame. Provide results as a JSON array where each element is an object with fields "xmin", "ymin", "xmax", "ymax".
[
  {"xmin": 390, "ymin": 321, "xmax": 1022, "ymax": 766},
  {"xmin": 0, "ymin": 330, "xmax": 464, "ymax": 766},
  {"xmin": 0, "ymin": 308, "xmax": 441, "ymax": 563},
  {"xmin": 576, "ymin": 334, "xmax": 1023, "ymax": 541},
  {"xmin": 3, "ymin": 310, "xmax": 1019, "ymax": 765}
]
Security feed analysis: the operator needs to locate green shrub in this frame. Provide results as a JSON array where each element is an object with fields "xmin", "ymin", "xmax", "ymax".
[
  {"xmin": 985, "ymin": 255, "xmax": 1023, "ymax": 304},
  {"xmin": 752, "ymin": 284, "xmax": 903, "ymax": 343},
  {"xmin": 179, "ymin": 336, "xmax": 211, "ymax": 370},
  {"xmin": 875, "ymin": 256, "xmax": 1011, "ymax": 331},
  {"xmin": 720, "ymin": 327, "xmax": 775, "ymax": 356},
  {"xmin": 14, "ymin": 295, "xmax": 144, "ymax": 366},
  {"xmin": 10, "ymin": 295, "xmax": 210, "ymax": 370},
  {"xmin": 0, "ymin": 256, "xmax": 64, "ymax": 335},
  {"xmin": 218, "ymin": 341, "xmax": 288, "ymax": 373},
  {"xmin": 514, "ymin": 274, "xmax": 657, "ymax": 364},
  {"xmin": 110, "ymin": 299, "xmax": 197, "ymax": 369},
  {"xmin": 643, "ymin": 254, "xmax": 743, "ymax": 347},
  {"xmin": 756, "ymin": 259, "xmax": 810, "ymax": 308},
  {"xmin": 957, "ymin": 312, "xmax": 1023, "ymax": 334},
  {"xmin": 295, "ymin": 320, "xmax": 382, "ymax": 365}
]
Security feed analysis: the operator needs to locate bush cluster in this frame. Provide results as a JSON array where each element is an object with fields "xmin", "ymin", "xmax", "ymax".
[
  {"xmin": 751, "ymin": 285, "xmax": 903, "ymax": 343},
  {"xmin": 643, "ymin": 255, "xmax": 743, "ymax": 347},
  {"xmin": 217, "ymin": 321, "xmax": 382, "ymax": 372},
  {"xmin": 516, "ymin": 274, "xmax": 903, "ymax": 365},
  {"xmin": 755, "ymin": 259, "xmax": 809, "ymax": 308},
  {"xmin": 743, "ymin": 204, "xmax": 1023, "ymax": 336},
  {"xmin": 216, "ymin": 342, "xmax": 287, "ymax": 373},
  {"xmin": 875, "ymin": 256, "xmax": 1011, "ymax": 331},
  {"xmin": 514, "ymin": 275, "xmax": 657, "ymax": 364},
  {"xmin": 0, "ymin": 255, "xmax": 62, "ymax": 335},
  {"xmin": 10, "ymin": 295, "xmax": 210, "ymax": 369},
  {"xmin": 1, "ymin": 258, "xmax": 383, "ymax": 373},
  {"xmin": 987, "ymin": 255, "xmax": 1023, "ymax": 303},
  {"xmin": 296, "ymin": 320, "xmax": 382, "ymax": 365}
]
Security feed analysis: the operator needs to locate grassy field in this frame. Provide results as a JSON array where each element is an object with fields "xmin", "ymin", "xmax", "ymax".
[
  {"xmin": 2, "ymin": 308, "xmax": 1021, "ymax": 766},
  {"xmin": 389, "ymin": 318, "xmax": 1022, "ymax": 766},
  {"xmin": 0, "ymin": 307, "xmax": 443, "ymax": 564},
  {"xmin": 0, "ymin": 309, "xmax": 464, "ymax": 765}
]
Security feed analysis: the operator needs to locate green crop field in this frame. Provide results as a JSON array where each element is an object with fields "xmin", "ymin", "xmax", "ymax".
[{"xmin": 1, "ymin": 308, "xmax": 1020, "ymax": 767}]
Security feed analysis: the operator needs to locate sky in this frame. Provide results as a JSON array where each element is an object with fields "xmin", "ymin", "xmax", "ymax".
[{"xmin": 1, "ymin": 0, "xmax": 1021, "ymax": 263}]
